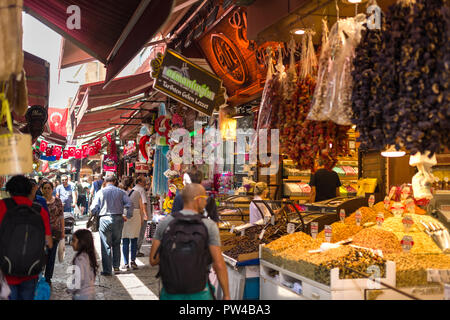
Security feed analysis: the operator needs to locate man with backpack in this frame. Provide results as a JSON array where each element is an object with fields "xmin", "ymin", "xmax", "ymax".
[
  {"xmin": 149, "ymin": 183, "xmax": 230, "ymax": 300},
  {"xmin": 0, "ymin": 175, "xmax": 53, "ymax": 300}
]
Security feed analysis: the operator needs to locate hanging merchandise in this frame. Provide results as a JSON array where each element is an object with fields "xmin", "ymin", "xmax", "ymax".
[
  {"xmin": 307, "ymin": 14, "xmax": 366, "ymax": 125},
  {"xmin": 139, "ymin": 135, "xmax": 151, "ymax": 161},
  {"xmin": 152, "ymin": 145, "xmax": 169, "ymax": 196},
  {"xmin": 351, "ymin": 2, "xmax": 385, "ymax": 151},
  {"xmin": 276, "ymin": 33, "xmax": 350, "ymax": 170},
  {"xmin": 355, "ymin": 0, "xmax": 450, "ymax": 156}
]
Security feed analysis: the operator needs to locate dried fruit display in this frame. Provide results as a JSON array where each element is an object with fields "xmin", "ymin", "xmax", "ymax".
[
  {"xmin": 352, "ymin": 228, "xmax": 403, "ymax": 254},
  {"xmin": 372, "ymin": 202, "xmax": 395, "ymax": 218},
  {"xmin": 316, "ymin": 222, "xmax": 363, "ymax": 243},
  {"xmin": 344, "ymin": 206, "xmax": 377, "ymax": 225},
  {"xmin": 265, "ymin": 231, "xmax": 315, "ymax": 252},
  {"xmin": 351, "ymin": 12, "xmax": 386, "ymax": 151},
  {"xmin": 353, "ymin": 0, "xmax": 450, "ymax": 155},
  {"xmin": 385, "ymin": 253, "xmax": 450, "ymax": 287}
]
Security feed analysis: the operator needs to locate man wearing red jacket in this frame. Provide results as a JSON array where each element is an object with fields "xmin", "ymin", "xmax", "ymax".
[{"xmin": 0, "ymin": 175, "xmax": 52, "ymax": 300}]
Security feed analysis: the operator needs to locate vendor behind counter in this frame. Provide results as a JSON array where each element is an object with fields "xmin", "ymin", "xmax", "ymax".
[
  {"xmin": 308, "ymin": 159, "xmax": 342, "ymax": 203},
  {"xmin": 249, "ymin": 182, "xmax": 281, "ymax": 224}
]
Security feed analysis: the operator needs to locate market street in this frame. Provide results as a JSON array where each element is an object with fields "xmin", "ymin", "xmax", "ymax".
[{"xmin": 50, "ymin": 218, "xmax": 160, "ymax": 300}]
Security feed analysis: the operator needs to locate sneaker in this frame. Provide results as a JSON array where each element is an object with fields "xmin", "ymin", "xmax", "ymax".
[
  {"xmin": 136, "ymin": 252, "xmax": 145, "ymax": 257},
  {"xmin": 130, "ymin": 261, "xmax": 138, "ymax": 270},
  {"xmin": 121, "ymin": 264, "xmax": 129, "ymax": 271}
]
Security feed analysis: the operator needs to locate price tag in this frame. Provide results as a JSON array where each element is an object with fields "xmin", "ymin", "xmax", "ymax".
[
  {"xmin": 271, "ymin": 215, "xmax": 275, "ymax": 225},
  {"xmin": 376, "ymin": 212, "xmax": 384, "ymax": 227},
  {"xmin": 402, "ymin": 215, "xmax": 414, "ymax": 232},
  {"xmin": 355, "ymin": 210, "xmax": 362, "ymax": 226},
  {"xmin": 287, "ymin": 223, "xmax": 295, "ymax": 234},
  {"xmin": 388, "ymin": 186, "xmax": 396, "ymax": 200},
  {"xmin": 401, "ymin": 235, "xmax": 414, "ymax": 252},
  {"xmin": 368, "ymin": 195, "xmax": 375, "ymax": 208},
  {"xmin": 240, "ymin": 229, "xmax": 245, "ymax": 237},
  {"xmin": 384, "ymin": 196, "xmax": 390, "ymax": 210},
  {"xmin": 324, "ymin": 225, "xmax": 332, "ymax": 243},
  {"xmin": 311, "ymin": 222, "xmax": 318, "ymax": 239},
  {"xmin": 391, "ymin": 202, "xmax": 405, "ymax": 217},
  {"xmin": 401, "ymin": 186, "xmax": 411, "ymax": 200},
  {"xmin": 230, "ymin": 225, "xmax": 235, "ymax": 233},
  {"xmin": 259, "ymin": 229, "xmax": 266, "ymax": 240},
  {"xmin": 339, "ymin": 209, "xmax": 346, "ymax": 223},
  {"xmin": 405, "ymin": 199, "xmax": 415, "ymax": 214}
]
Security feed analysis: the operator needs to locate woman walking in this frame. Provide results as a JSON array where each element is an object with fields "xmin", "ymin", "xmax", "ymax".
[
  {"xmin": 121, "ymin": 177, "xmax": 143, "ymax": 270},
  {"xmin": 41, "ymin": 181, "xmax": 65, "ymax": 285}
]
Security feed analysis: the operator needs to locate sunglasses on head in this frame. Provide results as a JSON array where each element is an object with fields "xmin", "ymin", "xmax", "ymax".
[{"xmin": 194, "ymin": 195, "xmax": 208, "ymax": 200}]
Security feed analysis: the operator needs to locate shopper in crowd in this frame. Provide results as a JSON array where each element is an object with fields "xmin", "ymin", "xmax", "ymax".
[
  {"xmin": 76, "ymin": 177, "xmax": 90, "ymax": 216},
  {"xmin": 41, "ymin": 181, "xmax": 65, "ymax": 285},
  {"xmin": 67, "ymin": 229, "xmax": 97, "ymax": 300},
  {"xmin": 150, "ymin": 183, "xmax": 230, "ymax": 300},
  {"xmin": 90, "ymin": 173, "xmax": 103, "ymax": 201},
  {"xmin": 121, "ymin": 177, "xmax": 144, "ymax": 270},
  {"xmin": 90, "ymin": 174, "xmax": 132, "ymax": 275},
  {"xmin": 172, "ymin": 168, "xmax": 219, "ymax": 222},
  {"xmin": 308, "ymin": 158, "xmax": 341, "ymax": 203},
  {"xmin": 249, "ymin": 182, "xmax": 274, "ymax": 225},
  {"xmin": 29, "ymin": 179, "xmax": 50, "ymax": 215},
  {"xmin": 36, "ymin": 176, "xmax": 45, "ymax": 197},
  {"xmin": 56, "ymin": 174, "xmax": 77, "ymax": 217},
  {"xmin": 0, "ymin": 175, "xmax": 52, "ymax": 300},
  {"xmin": 134, "ymin": 175, "xmax": 149, "ymax": 257}
]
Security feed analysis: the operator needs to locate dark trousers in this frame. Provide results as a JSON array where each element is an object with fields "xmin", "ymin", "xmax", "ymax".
[
  {"xmin": 45, "ymin": 242, "xmax": 58, "ymax": 282},
  {"xmin": 8, "ymin": 278, "xmax": 38, "ymax": 300}
]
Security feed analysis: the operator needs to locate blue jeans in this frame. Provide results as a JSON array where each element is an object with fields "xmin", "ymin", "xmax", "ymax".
[
  {"xmin": 122, "ymin": 238, "xmax": 138, "ymax": 265},
  {"xmin": 9, "ymin": 278, "xmax": 38, "ymax": 300},
  {"xmin": 45, "ymin": 244, "xmax": 58, "ymax": 282},
  {"xmin": 99, "ymin": 215, "xmax": 124, "ymax": 274}
]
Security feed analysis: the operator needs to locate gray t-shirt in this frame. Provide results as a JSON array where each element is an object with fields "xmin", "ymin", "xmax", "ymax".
[{"xmin": 154, "ymin": 209, "xmax": 221, "ymax": 247}]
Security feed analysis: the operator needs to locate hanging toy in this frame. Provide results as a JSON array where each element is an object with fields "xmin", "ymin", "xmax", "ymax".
[
  {"xmin": 155, "ymin": 115, "xmax": 171, "ymax": 138},
  {"xmin": 139, "ymin": 135, "xmax": 150, "ymax": 161}
]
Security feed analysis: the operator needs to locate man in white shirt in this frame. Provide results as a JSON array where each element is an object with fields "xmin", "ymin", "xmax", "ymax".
[{"xmin": 133, "ymin": 175, "xmax": 148, "ymax": 257}]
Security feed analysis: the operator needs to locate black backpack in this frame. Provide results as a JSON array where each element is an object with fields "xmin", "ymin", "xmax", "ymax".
[
  {"xmin": 0, "ymin": 198, "xmax": 46, "ymax": 277},
  {"xmin": 157, "ymin": 212, "xmax": 212, "ymax": 295}
]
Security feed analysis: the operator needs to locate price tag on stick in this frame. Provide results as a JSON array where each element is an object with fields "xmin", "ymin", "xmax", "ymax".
[
  {"xmin": 324, "ymin": 225, "xmax": 332, "ymax": 243},
  {"xmin": 355, "ymin": 210, "xmax": 362, "ymax": 226},
  {"xmin": 401, "ymin": 235, "xmax": 414, "ymax": 252},
  {"xmin": 368, "ymin": 195, "xmax": 375, "ymax": 208},
  {"xmin": 376, "ymin": 212, "xmax": 384, "ymax": 227},
  {"xmin": 384, "ymin": 196, "xmax": 390, "ymax": 210},
  {"xmin": 402, "ymin": 215, "xmax": 414, "ymax": 233},
  {"xmin": 311, "ymin": 222, "xmax": 318, "ymax": 239},
  {"xmin": 339, "ymin": 209, "xmax": 346, "ymax": 223},
  {"xmin": 287, "ymin": 223, "xmax": 295, "ymax": 234},
  {"xmin": 405, "ymin": 199, "xmax": 415, "ymax": 214}
]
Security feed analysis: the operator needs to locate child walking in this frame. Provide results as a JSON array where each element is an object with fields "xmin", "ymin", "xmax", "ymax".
[{"xmin": 67, "ymin": 229, "xmax": 97, "ymax": 300}]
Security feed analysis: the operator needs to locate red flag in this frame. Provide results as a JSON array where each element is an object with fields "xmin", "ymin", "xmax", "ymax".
[
  {"xmin": 88, "ymin": 145, "xmax": 96, "ymax": 156},
  {"xmin": 63, "ymin": 150, "xmax": 69, "ymax": 159},
  {"xmin": 45, "ymin": 146, "xmax": 53, "ymax": 157},
  {"xmin": 105, "ymin": 132, "xmax": 112, "ymax": 143},
  {"xmin": 82, "ymin": 144, "xmax": 89, "ymax": 156},
  {"xmin": 53, "ymin": 145, "xmax": 62, "ymax": 156},
  {"xmin": 48, "ymin": 108, "xmax": 68, "ymax": 136},
  {"xmin": 55, "ymin": 154, "xmax": 61, "ymax": 160},
  {"xmin": 39, "ymin": 140, "xmax": 48, "ymax": 152},
  {"xmin": 94, "ymin": 138, "xmax": 102, "ymax": 149},
  {"xmin": 75, "ymin": 149, "xmax": 83, "ymax": 159},
  {"xmin": 68, "ymin": 147, "xmax": 76, "ymax": 157}
]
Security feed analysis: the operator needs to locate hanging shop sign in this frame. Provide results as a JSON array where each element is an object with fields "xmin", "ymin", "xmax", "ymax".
[
  {"xmin": 135, "ymin": 162, "xmax": 150, "ymax": 173},
  {"xmin": 0, "ymin": 134, "xmax": 33, "ymax": 175},
  {"xmin": 151, "ymin": 49, "xmax": 223, "ymax": 116}
]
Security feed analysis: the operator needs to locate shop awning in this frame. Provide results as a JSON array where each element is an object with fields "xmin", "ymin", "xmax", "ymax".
[
  {"xmin": 24, "ymin": 51, "xmax": 50, "ymax": 107},
  {"xmin": 23, "ymin": 0, "xmax": 175, "ymax": 87},
  {"xmin": 57, "ymin": 0, "xmax": 198, "ymax": 71}
]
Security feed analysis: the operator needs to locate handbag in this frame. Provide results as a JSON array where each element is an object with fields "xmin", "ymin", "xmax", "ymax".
[
  {"xmin": 87, "ymin": 211, "xmax": 99, "ymax": 232},
  {"xmin": 34, "ymin": 273, "xmax": 50, "ymax": 300}
]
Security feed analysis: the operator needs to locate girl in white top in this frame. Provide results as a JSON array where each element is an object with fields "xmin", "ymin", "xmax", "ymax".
[
  {"xmin": 68, "ymin": 229, "xmax": 97, "ymax": 300},
  {"xmin": 249, "ymin": 182, "xmax": 272, "ymax": 224}
]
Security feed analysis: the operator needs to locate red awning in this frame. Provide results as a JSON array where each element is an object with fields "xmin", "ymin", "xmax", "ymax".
[
  {"xmin": 24, "ymin": 51, "xmax": 50, "ymax": 107},
  {"xmin": 23, "ymin": 0, "xmax": 175, "ymax": 87}
]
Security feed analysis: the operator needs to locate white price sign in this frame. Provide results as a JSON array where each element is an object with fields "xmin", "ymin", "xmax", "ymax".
[
  {"xmin": 324, "ymin": 225, "xmax": 332, "ymax": 242},
  {"xmin": 355, "ymin": 210, "xmax": 362, "ymax": 226},
  {"xmin": 339, "ymin": 209, "xmax": 346, "ymax": 222},
  {"xmin": 287, "ymin": 223, "xmax": 295, "ymax": 234},
  {"xmin": 384, "ymin": 196, "xmax": 390, "ymax": 210},
  {"xmin": 311, "ymin": 222, "xmax": 318, "ymax": 239},
  {"xmin": 368, "ymin": 195, "xmax": 375, "ymax": 208},
  {"xmin": 376, "ymin": 212, "xmax": 384, "ymax": 227}
]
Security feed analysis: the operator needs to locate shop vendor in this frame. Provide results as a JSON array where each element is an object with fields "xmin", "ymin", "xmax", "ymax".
[{"xmin": 308, "ymin": 159, "xmax": 341, "ymax": 203}]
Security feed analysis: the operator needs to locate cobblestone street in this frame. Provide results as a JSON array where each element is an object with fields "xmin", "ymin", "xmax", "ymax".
[{"xmin": 50, "ymin": 217, "xmax": 161, "ymax": 300}]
